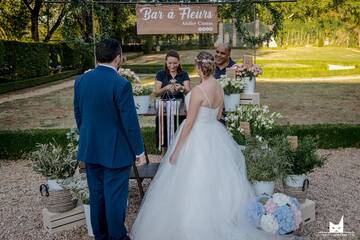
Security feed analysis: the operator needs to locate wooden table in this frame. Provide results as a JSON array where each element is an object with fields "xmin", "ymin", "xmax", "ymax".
[{"xmin": 130, "ymin": 99, "xmax": 187, "ymax": 198}]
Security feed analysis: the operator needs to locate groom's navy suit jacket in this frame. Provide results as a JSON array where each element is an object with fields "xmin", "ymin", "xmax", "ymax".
[{"xmin": 74, "ymin": 65, "xmax": 144, "ymax": 168}]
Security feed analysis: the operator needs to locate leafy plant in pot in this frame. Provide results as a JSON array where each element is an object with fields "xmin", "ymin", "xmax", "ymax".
[
  {"xmin": 27, "ymin": 131, "xmax": 79, "ymax": 213},
  {"xmin": 284, "ymin": 136, "xmax": 326, "ymax": 188},
  {"xmin": 244, "ymin": 136, "xmax": 292, "ymax": 196}
]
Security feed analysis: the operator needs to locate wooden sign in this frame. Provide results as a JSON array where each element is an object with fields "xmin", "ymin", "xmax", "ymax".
[
  {"xmin": 243, "ymin": 55, "xmax": 254, "ymax": 67},
  {"xmin": 136, "ymin": 4, "xmax": 218, "ymax": 35},
  {"xmin": 240, "ymin": 121, "xmax": 251, "ymax": 137},
  {"xmin": 226, "ymin": 67, "xmax": 236, "ymax": 79},
  {"xmin": 287, "ymin": 136, "xmax": 299, "ymax": 151}
]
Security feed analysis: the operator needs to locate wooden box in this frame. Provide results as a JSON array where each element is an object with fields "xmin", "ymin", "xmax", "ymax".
[
  {"xmin": 42, "ymin": 204, "xmax": 86, "ymax": 233},
  {"xmin": 300, "ymin": 199, "xmax": 316, "ymax": 225},
  {"xmin": 240, "ymin": 93, "xmax": 260, "ymax": 105}
]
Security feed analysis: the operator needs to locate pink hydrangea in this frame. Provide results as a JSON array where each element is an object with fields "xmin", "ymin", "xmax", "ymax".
[{"xmin": 265, "ymin": 199, "xmax": 277, "ymax": 214}]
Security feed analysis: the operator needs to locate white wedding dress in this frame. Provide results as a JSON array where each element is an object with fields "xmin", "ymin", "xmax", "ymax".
[{"xmin": 131, "ymin": 87, "xmax": 296, "ymax": 240}]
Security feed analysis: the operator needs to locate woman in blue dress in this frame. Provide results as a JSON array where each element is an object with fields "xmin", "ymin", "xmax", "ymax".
[{"xmin": 154, "ymin": 50, "xmax": 191, "ymax": 149}]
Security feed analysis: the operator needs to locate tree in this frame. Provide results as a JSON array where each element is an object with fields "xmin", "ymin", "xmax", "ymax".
[{"xmin": 0, "ymin": 0, "xmax": 29, "ymax": 40}]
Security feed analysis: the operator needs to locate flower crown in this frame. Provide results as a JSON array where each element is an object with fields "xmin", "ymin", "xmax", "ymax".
[{"xmin": 195, "ymin": 58, "xmax": 214, "ymax": 64}]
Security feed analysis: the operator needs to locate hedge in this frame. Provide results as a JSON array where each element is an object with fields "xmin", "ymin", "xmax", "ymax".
[
  {"xmin": 0, "ymin": 70, "xmax": 80, "ymax": 94},
  {"xmin": 122, "ymin": 63, "xmax": 195, "ymax": 74},
  {"xmin": 1, "ymin": 124, "xmax": 360, "ymax": 160},
  {"xmin": 265, "ymin": 124, "xmax": 360, "ymax": 149},
  {"xmin": 0, "ymin": 40, "xmax": 94, "ymax": 84},
  {"xmin": 0, "ymin": 127, "xmax": 160, "ymax": 160}
]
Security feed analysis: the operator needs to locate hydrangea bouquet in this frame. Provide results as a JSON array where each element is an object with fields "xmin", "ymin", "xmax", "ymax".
[{"xmin": 248, "ymin": 193, "xmax": 302, "ymax": 235}]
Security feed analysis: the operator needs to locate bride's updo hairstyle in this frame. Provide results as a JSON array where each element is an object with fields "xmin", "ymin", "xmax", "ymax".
[{"xmin": 195, "ymin": 51, "xmax": 215, "ymax": 77}]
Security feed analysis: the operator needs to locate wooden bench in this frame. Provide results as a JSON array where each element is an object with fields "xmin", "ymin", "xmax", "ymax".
[{"xmin": 129, "ymin": 147, "xmax": 160, "ymax": 198}]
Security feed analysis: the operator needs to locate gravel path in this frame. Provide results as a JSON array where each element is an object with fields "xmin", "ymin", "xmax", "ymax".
[{"xmin": 0, "ymin": 150, "xmax": 359, "ymax": 240}]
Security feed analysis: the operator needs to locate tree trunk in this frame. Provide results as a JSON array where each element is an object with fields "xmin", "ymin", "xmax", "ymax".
[
  {"xmin": 44, "ymin": 4, "xmax": 67, "ymax": 42},
  {"xmin": 23, "ymin": 0, "xmax": 43, "ymax": 42}
]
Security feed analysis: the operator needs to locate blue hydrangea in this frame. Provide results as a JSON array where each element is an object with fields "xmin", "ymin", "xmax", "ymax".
[
  {"xmin": 274, "ymin": 206, "xmax": 296, "ymax": 235},
  {"xmin": 248, "ymin": 201, "xmax": 266, "ymax": 227},
  {"xmin": 289, "ymin": 197, "xmax": 300, "ymax": 209}
]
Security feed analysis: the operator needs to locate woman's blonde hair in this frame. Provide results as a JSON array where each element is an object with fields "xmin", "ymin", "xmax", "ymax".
[{"xmin": 195, "ymin": 51, "xmax": 215, "ymax": 77}]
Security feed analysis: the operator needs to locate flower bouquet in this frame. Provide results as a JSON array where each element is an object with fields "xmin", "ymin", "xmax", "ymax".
[
  {"xmin": 118, "ymin": 67, "xmax": 141, "ymax": 84},
  {"xmin": 232, "ymin": 64, "xmax": 263, "ymax": 78},
  {"xmin": 231, "ymin": 64, "xmax": 263, "ymax": 94},
  {"xmin": 218, "ymin": 74, "xmax": 245, "ymax": 95},
  {"xmin": 248, "ymin": 193, "xmax": 302, "ymax": 235}
]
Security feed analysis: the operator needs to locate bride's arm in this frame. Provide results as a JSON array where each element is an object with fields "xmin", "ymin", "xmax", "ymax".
[{"xmin": 169, "ymin": 87, "xmax": 203, "ymax": 164}]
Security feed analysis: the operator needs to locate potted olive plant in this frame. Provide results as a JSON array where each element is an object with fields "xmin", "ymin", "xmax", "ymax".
[
  {"xmin": 244, "ymin": 136, "xmax": 292, "ymax": 196},
  {"xmin": 28, "ymin": 130, "xmax": 79, "ymax": 212}
]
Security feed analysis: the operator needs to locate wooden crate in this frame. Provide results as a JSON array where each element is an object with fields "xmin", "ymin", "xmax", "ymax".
[
  {"xmin": 300, "ymin": 199, "xmax": 316, "ymax": 225},
  {"xmin": 42, "ymin": 204, "xmax": 86, "ymax": 233},
  {"xmin": 240, "ymin": 93, "xmax": 260, "ymax": 105}
]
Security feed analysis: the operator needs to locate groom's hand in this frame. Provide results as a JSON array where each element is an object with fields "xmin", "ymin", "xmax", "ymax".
[{"xmin": 135, "ymin": 155, "xmax": 146, "ymax": 166}]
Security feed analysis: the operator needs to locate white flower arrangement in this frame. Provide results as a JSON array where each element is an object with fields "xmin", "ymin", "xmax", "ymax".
[
  {"xmin": 225, "ymin": 105, "xmax": 282, "ymax": 137},
  {"xmin": 59, "ymin": 174, "xmax": 89, "ymax": 204},
  {"xmin": 260, "ymin": 215, "xmax": 279, "ymax": 234},
  {"xmin": 272, "ymin": 193, "xmax": 291, "ymax": 207},
  {"xmin": 133, "ymin": 84, "xmax": 153, "ymax": 96},
  {"xmin": 218, "ymin": 75, "xmax": 245, "ymax": 95},
  {"xmin": 118, "ymin": 67, "xmax": 141, "ymax": 84}
]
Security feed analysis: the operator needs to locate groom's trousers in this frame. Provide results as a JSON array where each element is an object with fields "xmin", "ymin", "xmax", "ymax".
[{"xmin": 86, "ymin": 163, "xmax": 131, "ymax": 240}]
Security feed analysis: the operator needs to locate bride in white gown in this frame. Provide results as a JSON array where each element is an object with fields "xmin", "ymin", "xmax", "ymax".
[{"xmin": 130, "ymin": 52, "xmax": 297, "ymax": 240}]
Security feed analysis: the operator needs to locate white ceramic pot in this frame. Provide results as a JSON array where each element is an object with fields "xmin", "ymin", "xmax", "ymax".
[
  {"xmin": 224, "ymin": 94, "xmax": 240, "ymax": 112},
  {"xmin": 243, "ymin": 76, "xmax": 255, "ymax": 94},
  {"xmin": 83, "ymin": 204, "xmax": 94, "ymax": 237},
  {"xmin": 134, "ymin": 95, "xmax": 150, "ymax": 114},
  {"xmin": 47, "ymin": 179, "xmax": 63, "ymax": 191},
  {"xmin": 285, "ymin": 174, "xmax": 308, "ymax": 188},
  {"xmin": 253, "ymin": 181, "xmax": 275, "ymax": 196}
]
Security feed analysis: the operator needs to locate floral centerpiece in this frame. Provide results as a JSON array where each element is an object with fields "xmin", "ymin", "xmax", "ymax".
[
  {"xmin": 248, "ymin": 193, "xmax": 302, "ymax": 235},
  {"xmin": 118, "ymin": 67, "xmax": 141, "ymax": 84},
  {"xmin": 218, "ymin": 75, "xmax": 245, "ymax": 111},
  {"xmin": 225, "ymin": 104, "xmax": 282, "ymax": 144},
  {"xmin": 232, "ymin": 64, "xmax": 263, "ymax": 78},
  {"xmin": 232, "ymin": 64, "xmax": 263, "ymax": 94},
  {"xmin": 218, "ymin": 75, "xmax": 245, "ymax": 95},
  {"xmin": 133, "ymin": 83, "xmax": 153, "ymax": 114}
]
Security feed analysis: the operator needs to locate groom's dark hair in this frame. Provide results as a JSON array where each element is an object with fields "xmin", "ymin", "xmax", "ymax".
[{"xmin": 96, "ymin": 38, "xmax": 122, "ymax": 63}]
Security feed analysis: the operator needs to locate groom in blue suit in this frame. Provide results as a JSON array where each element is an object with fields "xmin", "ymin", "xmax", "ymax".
[{"xmin": 74, "ymin": 38, "xmax": 145, "ymax": 240}]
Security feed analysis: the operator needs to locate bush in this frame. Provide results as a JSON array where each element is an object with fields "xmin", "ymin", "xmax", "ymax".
[
  {"xmin": 0, "ymin": 40, "xmax": 50, "ymax": 81},
  {"xmin": 0, "ymin": 124, "xmax": 359, "ymax": 160},
  {"xmin": 0, "ymin": 127, "xmax": 160, "ymax": 160},
  {"xmin": 0, "ymin": 70, "xmax": 79, "ymax": 94},
  {"xmin": 122, "ymin": 64, "xmax": 195, "ymax": 74},
  {"xmin": 0, "ymin": 40, "xmax": 92, "ymax": 84}
]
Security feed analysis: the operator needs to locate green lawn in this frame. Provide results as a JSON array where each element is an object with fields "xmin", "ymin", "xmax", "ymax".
[{"xmin": 126, "ymin": 47, "xmax": 360, "ymax": 79}]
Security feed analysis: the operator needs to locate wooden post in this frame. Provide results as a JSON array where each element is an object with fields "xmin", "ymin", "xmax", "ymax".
[
  {"xmin": 287, "ymin": 136, "xmax": 298, "ymax": 150},
  {"xmin": 240, "ymin": 121, "xmax": 251, "ymax": 137}
]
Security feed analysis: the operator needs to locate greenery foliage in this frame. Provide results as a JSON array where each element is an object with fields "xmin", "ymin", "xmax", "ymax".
[
  {"xmin": 286, "ymin": 136, "xmax": 326, "ymax": 175},
  {"xmin": 244, "ymin": 136, "xmax": 292, "ymax": 182},
  {"xmin": 27, "ymin": 140, "xmax": 78, "ymax": 179}
]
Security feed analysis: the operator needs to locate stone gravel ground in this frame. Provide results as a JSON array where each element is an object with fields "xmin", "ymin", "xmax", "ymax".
[{"xmin": 0, "ymin": 150, "xmax": 359, "ymax": 240}]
